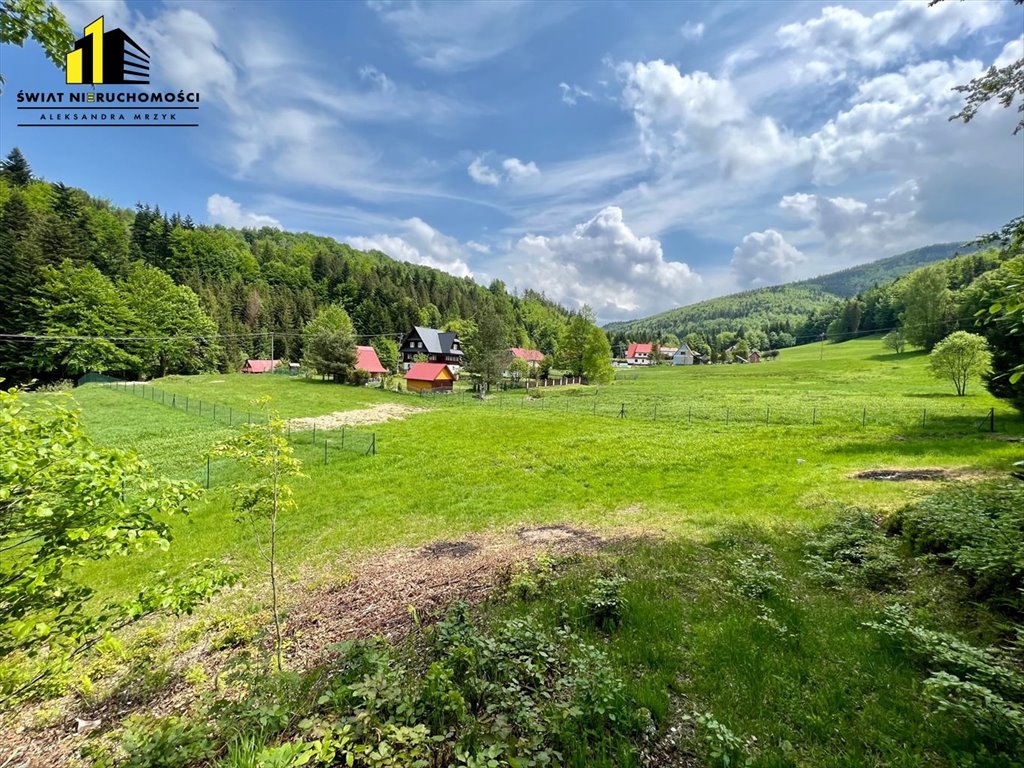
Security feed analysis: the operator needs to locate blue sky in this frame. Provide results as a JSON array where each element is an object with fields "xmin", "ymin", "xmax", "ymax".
[{"xmin": 1, "ymin": 0, "xmax": 1022, "ymax": 322}]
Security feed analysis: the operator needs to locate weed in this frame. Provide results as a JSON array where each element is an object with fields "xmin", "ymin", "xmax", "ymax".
[{"xmin": 804, "ymin": 509, "xmax": 906, "ymax": 591}]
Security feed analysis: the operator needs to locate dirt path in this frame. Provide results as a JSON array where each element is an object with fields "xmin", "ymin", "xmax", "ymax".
[{"xmin": 288, "ymin": 403, "xmax": 425, "ymax": 430}]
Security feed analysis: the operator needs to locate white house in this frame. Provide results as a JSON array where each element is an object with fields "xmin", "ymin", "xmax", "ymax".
[
  {"xmin": 672, "ymin": 344, "xmax": 695, "ymax": 365},
  {"xmin": 626, "ymin": 342, "xmax": 653, "ymax": 365}
]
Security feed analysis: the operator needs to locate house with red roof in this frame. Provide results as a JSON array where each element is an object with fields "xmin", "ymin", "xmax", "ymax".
[
  {"xmin": 508, "ymin": 347, "xmax": 544, "ymax": 376},
  {"xmin": 404, "ymin": 362, "xmax": 455, "ymax": 393},
  {"xmin": 241, "ymin": 359, "xmax": 278, "ymax": 374},
  {"xmin": 625, "ymin": 343, "xmax": 653, "ymax": 366},
  {"xmin": 355, "ymin": 345, "xmax": 388, "ymax": 379}
]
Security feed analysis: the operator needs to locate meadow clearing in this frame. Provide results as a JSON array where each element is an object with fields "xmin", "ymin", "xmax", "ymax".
[{"xmin": 10, "ymin": 336, "xmax": 1019, "ymax": 767}]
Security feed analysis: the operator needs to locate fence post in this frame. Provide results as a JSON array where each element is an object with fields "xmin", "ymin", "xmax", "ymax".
[
  {"xmin": 213, "ymin": 403, "xmax": 216, "ymax": 420},
  {"xmin": 593, "ymin": 400, "xmax": 597, "ymax": 416},
  {"xmin": 862, "ymin": 406, "xmax": 866, "ymax": 427},
  {"xmin": 288, "ymin": 421, "xmax": 291, "ymax": 439},
  {"xmin": 619, "ymin": 403, "xmax": 626, "ymax": 419},
  {"xmin": 162, "ymin": 390, "xmax": 165, "ymax": 405},
  {"xmin": 989, "ymin": 407, "xmax": 995, "ymax": 433},
  {"xmin": 229, "ymin": 407, "xmax": 233, "ymax": 426},
  {"xmin": 766, "ymin": 406, "xmax": 770, "ymax": 425},
  {"xmin": 922, "ymin": 408, "xmax": 927, "ymax": 428},
  {"xmin": 688, "ymin": 406, "xmax": 692, "ymax": 425},
  {"xmin": 812, "ymin": 407, "xmax": 816, "ymax": 426},
  {"xmin": 726, "ymin": 407, "xmax": 730, "ymax": 425},
  {"xmin": 206, "ymin": 456, "xmax": 211, "ymax": 489},
  {"xmin": 199, "ymin": 400, "xmax": 202, "ymax": 417},
  {"xmin": 185, "ymin": 396, "xmax": 189, "ymax": 412},
  {"xmin": 342, "ymin": 425, "xmax": 346, "ymax": 449},
  {"xmin": 172, "ymin": 393, "xmax": 176, "ymax": 408},
  {"xmin": 372, "ymin": 433, "xmax": 376, "ymax": 456},
  {"xmin": 654, "ymin": 403, "xmax": 657, "ymax": 420},
  {"xmin": 324, "ymin": 439, "xmax": 328, "ymax": 465},
  {"xmin": 312, "ymin": 424, "xmax": 316, "ymax": 443}
]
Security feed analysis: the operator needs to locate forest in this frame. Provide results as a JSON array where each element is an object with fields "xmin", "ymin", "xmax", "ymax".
[{"xmin": 0, "ymin": 149, "xmax": 573, "ymax": 385}]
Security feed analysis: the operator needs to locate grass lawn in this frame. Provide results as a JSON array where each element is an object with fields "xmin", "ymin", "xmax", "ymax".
[{"xmin": 68, "ymin": 336, "xmax": 1021, "ymax": 600}]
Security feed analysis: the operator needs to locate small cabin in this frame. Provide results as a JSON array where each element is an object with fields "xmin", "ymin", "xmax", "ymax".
[
  {"xmin": 241, "ymin": 359, "xmax": 277, "ymax": 374},
  {"xmin": 356, "ymin": 346, "xmax": 388, "ymax": 380},
  {"xmin": 404, "ymin": 362, "xmax": 455, "ymax": 393}
]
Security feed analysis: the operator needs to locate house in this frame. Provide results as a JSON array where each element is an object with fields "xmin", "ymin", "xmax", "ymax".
[
  {"xmin": 355, "ymin": 345, "xmax": 388, "ymax": 379},
  {"xmin": 399, "ymin": 326, "xmax": 463, "ymax": 374},
  {"xmin": 672, "ymin": 344, "xmax": 695, "ymax": 366},
  {"xmin": 748, "ymin": 350, "xmax": 762, "ymax": 364},
  {"xmin": 660, "ymin": 346, "xmax": 679, "ymax": 360},
  {"xmin": 404, "ymin": 362, "xmax": 455, "ymax": 393},
  {"xmin": 625, "ymin": 342, "xmax": 653, "ymax": 366},
  {"xmin": 241, "ymin": 359, "xmax": 278, "ymax": 374},
  {"xmin": 509, "ymin": 347, "xmax": 544, "ymax": 375}
]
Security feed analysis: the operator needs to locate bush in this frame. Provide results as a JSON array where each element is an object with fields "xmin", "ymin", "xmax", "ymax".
[
  {"xmin": 117, "ymin": 715, "xmax": 215, "ymax": 768},
  {"xmin": 804, "ymin": 510, "xmax": 906, "ymax": 592},
  {"xmin": 895, "ymin": 481, "xmax": 1024, "ymax": 612},
  {"xmin": 579, "ymin": 575, "xmax": 627, "ymax": 630},
  {"xmin": 683, "ymin": 711, "xmax": 753, "ymax": 767}
]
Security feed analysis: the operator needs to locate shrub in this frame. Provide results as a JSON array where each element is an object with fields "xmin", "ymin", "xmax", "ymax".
[
  {"xmin": 117, "ymin": 715, "xmax": 215, "ymax": 768},
  {"xmin": 683, "ymin": 711, "xmax": 752, "ymax": 767},
  {"xmin": 804, "ymin": 510, "xmax": 906, "ymax": 592},
  {"xmin": 896, "ymin": 481, "xmax": 1024, "ymax": 612},
  {"xmin": 579, "ymin": 575, "xmax": 627, "ymax": 629}
]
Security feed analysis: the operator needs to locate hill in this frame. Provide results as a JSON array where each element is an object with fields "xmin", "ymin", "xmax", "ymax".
[
  {"xmin": 795, "ymin": 241, "xmax": 975, "ymax": 297},
  {"xmin": 605, "ymin": 242, "xmax": 974, "ymax": 349},
  {"xmin": 0, "ymin": 169, "xmax": 572, "ymax": 383}
]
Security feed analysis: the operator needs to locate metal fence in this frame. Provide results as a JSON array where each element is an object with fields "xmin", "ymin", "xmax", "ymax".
[
  {"xmin": 405, "ymin": 385, "xmax": 1016, "ymax": 435},
  {"xmin": 78, "ymin": 376, "xmax": 378, "ymax": 463}
]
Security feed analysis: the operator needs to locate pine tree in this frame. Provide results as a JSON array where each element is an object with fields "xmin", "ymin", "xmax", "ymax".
[{"xmin": 0, "ymin": 148, "xmax": 32, "ymax": 186}]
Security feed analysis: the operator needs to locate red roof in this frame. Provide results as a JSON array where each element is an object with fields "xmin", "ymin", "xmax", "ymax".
[
  {"xmin": 241, "ymin": 359, "xmax": 277, "ymax": 373},
  {"xmin": 626, "ymin": 343, "xmax": 652, "ymax": 358},
  {"xmin": 356, "ymin": 345, "xmax": 388, "ymax": 374},
  {"xmin": 404, "ymin": 362, "xmax": 452, "ymax": 382},
  {"xmin": 510, "ymin": 347, "xmax": 544, "ymax": 362}
]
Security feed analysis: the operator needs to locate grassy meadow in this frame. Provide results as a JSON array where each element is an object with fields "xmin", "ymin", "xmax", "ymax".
[
  {"xmin": 68, "ymin": 336, "xmax": 1021, "ymax": 599},
  {"xmin": 42, "ymin": 335, "xmax": 1023, "ymax": 767}
]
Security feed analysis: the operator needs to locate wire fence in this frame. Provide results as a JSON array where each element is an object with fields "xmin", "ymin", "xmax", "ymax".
[
  {"xmin": 408, "ymin": 385, "xmax": 1018, "ymax": 435},
  {"xmin": 78, "ymin": 375, "xmax": 378, "ymax": 470}
]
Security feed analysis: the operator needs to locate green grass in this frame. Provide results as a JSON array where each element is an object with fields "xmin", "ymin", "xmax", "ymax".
[{"xmin": 68, "ymin": 336, "xmax": 1021, "ymax": 600}]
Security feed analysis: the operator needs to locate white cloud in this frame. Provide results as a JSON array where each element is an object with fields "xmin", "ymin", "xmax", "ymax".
[
  {"xmin": 468, "ymin": 156, "xmax": 501, "ymax": 185},
  {"xmin": 369, "ymin": 1, "xmax": 572, "ymax": 72},
  {"xmin": 777, "ymin": 0, "xmax": 1005, "ymax": 83},
  {"xmin": 619, "ymin": 60, "xmax": 805, "ymax": 177},
  {"xmin": 559, "ymin": 82, "xmax": 594, "ymax": 106},
  {"xmin": 508, "ymin": 206, "xmax": 701, "ymax": 320},
  {"xmin": 731, "ymin": 230, "xmax": 805, "ymax": 288},
  {"xmin": 349, "ymin": 218, "xmax": 474, "ymax": 278},
  {"xmin": 359, "ymin": 65, "xmax": 395, "ymax": 92},
  {"xmin": 469, "ymin": 155, "xmax": 541, "ymax": 185},
  {"xmin": 466, "ymin": 240, "xmax": 491, "ymax": 254},
  {"xmin": 995, "ymin": 35, "xmax": 1024, "ymax": 68},
  {"xmin": 680, "ymin": 21, "xmax": 705, "ymax": 41},
  {"xmin": 206, "ymin": 194, "xmax": 282, "ymax": 229},
  {"xmin": 502, "ymin": 157, "xmax": 540, "ymax": 181}
]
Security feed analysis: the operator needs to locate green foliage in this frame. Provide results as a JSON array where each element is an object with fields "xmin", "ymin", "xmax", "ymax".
[
  {"xmin": 0, "ymin": 1, "xmax": 74, "ymax": 89},
  {"xmin": 118, "ymin": 715, "xmax": 216, "ymax": 768},
  {"xmin": 804, "ymin": 510, "xmax": 906, "ymax": 592},
  {"xmin": 579, "ymin": 575, "xmax": 627, "ymax": 629},
  {"xmin": 895, "ymin": 481, "xmax": 1024, "ymax": 612},
  {"xmin": 683, "ymin": 711, "xmax": 752, "ymax": 768},
  {"xmin": 927, "ymin": 331, "xmax": 992, "ymax": 396},
  {"xmin": 583, "ymin": 325, "xmax": 614, "ymax": 384},
  {"xmin": 507, "ymin": 356, "xmax": 530, "ymax": 382},
  {"xmin": 372, "ymin": 338, "xmax": 400, "ymax": 374},
  {"xmin": 558, "ymin": 307, "xmax": 596, "ymax": 376},
  {"xmin": 900, "ymin": 264, "xmax": 957, "ymax": 350},
  {"xmin": 211, "ymin": 403, "xmax": 306, "ymax": 671},
  {"xmin": 464, "ymin": 299, "xmax": 510, "ymax": 393},
  {"xmin": 0, "ymin": 384, "xmax": 232, "ymax": 705},
  {"xmin": 882, "ymin": 328, "xmax": 907, "ymax": 354},
  {"xmin": 302, "ymin": 305, "xmax": 357, "ymax": 383},
  {"xmin": 865, "ymin": 605, "xmax": 1024, "ymax": 749},
  {"xmin": 965, "ymin": 253, "xmax": 1024, "ymax": 406},
  {"xmin": 0, "ymin": 147, "xmax": 32, "ymax": 186}
]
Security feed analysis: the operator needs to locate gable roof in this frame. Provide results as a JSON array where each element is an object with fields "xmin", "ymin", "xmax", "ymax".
[
  {"xmin": 356, "ymin": 345, "xmax": 387, "ymax": 374},
  {"xmin": 510, "ymin": 347, "xmax": 544, "ymax": 362},
  {"xmin": 626, "ymin": 343, "xmax": 652, "ymax": 358},
  {"xmin": 404, "ymin": 362, "xmax": 453, "ymax": 381},
  {"xmin": 242, "ymin": 359, "xmax": 277, "ymax": 372},
  {"xmin": 409, "ymin": 326, "xmax": 462, "ymax": 356}
]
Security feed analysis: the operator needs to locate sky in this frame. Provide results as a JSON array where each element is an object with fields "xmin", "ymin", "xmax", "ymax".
[{"xmin": 1, "ymin": 0, "xmax": 1022, "ymax": 323}]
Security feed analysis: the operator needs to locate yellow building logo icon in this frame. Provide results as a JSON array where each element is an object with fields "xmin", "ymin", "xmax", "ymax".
[{"xmin": 66, "ymin": 17, "xmax": 149, "ymax": 85}]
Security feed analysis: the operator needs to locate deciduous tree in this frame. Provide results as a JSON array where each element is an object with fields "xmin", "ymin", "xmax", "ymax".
[
  {"xmin": 302, "ymin": 305, "xmax": 357, "ymax": 383},
  {"xmin": 927, "ymin": 331, "xmax": 993, "ymax": 396},
  {"xmin": 898, "ymin": 265, "xmax": 956, "ymax": 350}
]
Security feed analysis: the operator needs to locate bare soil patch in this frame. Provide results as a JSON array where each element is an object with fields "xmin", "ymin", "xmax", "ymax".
[
  {"xmin": 853, "ymin": 468, "xmax": 950, "ymax": 482},
  {"xmin": 287, "ymin": 524, "xmax": 625, "ymax": 669},
  {"xmin": 288, "ymin": 403, "xmax": 424, "ymax": 430}
]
